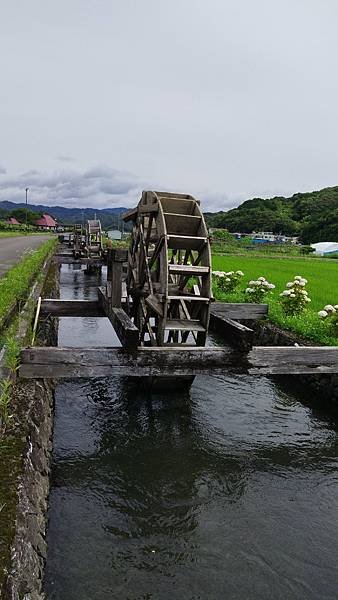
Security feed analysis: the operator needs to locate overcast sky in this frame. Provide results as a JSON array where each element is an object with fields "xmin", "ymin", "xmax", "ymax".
[{"xmin": 0, "ymin": 0, "xmax": 337, "ymax": 211}]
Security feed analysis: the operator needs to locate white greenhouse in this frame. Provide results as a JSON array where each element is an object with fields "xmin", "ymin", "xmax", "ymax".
[{"xmin": 311, "ymin": 242, "xmax": 338, "ymax": 255}]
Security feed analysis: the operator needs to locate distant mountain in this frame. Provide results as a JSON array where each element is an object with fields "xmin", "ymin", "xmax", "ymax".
[
  {"xmin": 205, "ymin": 186, "xmax": 338, "ymax": 243},
  {"xmin": 0, "ymin": 200, "xmax": 128, "ymax": 230}
]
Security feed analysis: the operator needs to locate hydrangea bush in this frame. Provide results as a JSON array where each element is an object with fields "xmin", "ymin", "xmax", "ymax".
[
  {"xmin": 245, "ymin": 276, "xmax": 275, "ymax": 302},
  {"xmin": 318, "ymin": 304, "xmax": 338, "ymax": 336},
  {"xmin": 279, "ymin": 276, "xmax": 311, "ymax": 315},
  {"xmin": 212, "ymin": 270, "xmax": 244, "ymax": 293}
]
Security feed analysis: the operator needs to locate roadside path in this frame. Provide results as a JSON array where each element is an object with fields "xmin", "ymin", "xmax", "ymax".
[{"xmin": 0, "ymin": 235, "xmax": 53, "ymax": 278}]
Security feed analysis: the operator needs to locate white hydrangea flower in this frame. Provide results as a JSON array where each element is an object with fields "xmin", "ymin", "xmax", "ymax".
[
  {"xmin": 281, "ymin": 290, "xmax": 291, "ymax": 296},
  {"xmin": 258, "ymin": 276, "xmax": 266, "ymax": 281},
  {"xmin": 245, "ymin": 287, "xmax": 254, "ymax": 293},
  {"xmin": 324, "ymin": 304, "xmax": 335, "ymax": 313},
  {"xmin": 286, "ymin": 282, "xmax": 294, "ymax": 288},
  {"xmin": 290, "ymin": 293, "xmax": 296, "ymax": 298},
  {"xmin": 318, "ymin": 310, "xmax": 328, "ymax": 318},
  {"xmin": 294, "ymin": 276, "xmax": 302, "ymax": 280},
  {"xmin": 306, "ymin": 297, "xmax": 311, "ymax": 302},
  {"xmin": 236, "ymin": 270, "xmax": 244, "ymax": 276},
  {"xmin": 268, "ymin": 283, "xmax": 275, "ymax": 289},
  {"xmin": 225, "ymin": 277, "xmax": 231, "ymax": 282},
  {"xmin": 298, "ymin": 281, "xmax": 306, "ymax": 287},
  {"xmin": 334, "ymin": 305, "xmax": 338, "ymax": 310}
]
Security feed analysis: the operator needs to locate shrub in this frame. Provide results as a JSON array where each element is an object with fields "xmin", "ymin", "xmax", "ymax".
[
  {"xmin": 280, "ymin": 276, "xmax": 311, "ymax": 315},
  {"xmin": 318, "ymin": 304, "xmax": 338, "ymax": 336},
  {"xmin": 245, "ymin": 276, "xmax": 275, "ymax": 302},
  {"xmin": 212, "ymin": 270, "xmax": 244, "ymax": 293}
]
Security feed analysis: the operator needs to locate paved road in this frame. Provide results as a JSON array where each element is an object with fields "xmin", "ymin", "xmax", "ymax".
[{"xmin": 0, "ymin": 235, "xmax": 53, "ymax": 277}]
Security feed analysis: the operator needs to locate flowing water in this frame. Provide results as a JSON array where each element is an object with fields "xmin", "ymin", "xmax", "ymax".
[{"xmin": 44, "ymin": 265, "xmax": 338, "ymax": 600}]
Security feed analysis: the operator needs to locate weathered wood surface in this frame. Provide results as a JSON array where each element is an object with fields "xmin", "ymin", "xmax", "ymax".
[
  {"xmin": 19, "ymin": 342, "xmax": 338, "ymax": 378},
  {"xmin": 19, "ymin": 346, "xmax": 245, "ymax": 378},
  {"xmin": 98, "ymin": 287, "xmax": 139, "ymax": 351},
  {"xmin": 249, "ymin": 346, "xmax": 338, "ymax": 374},
  {"xmin": 210, "ymin": 314, "xmax": 253, "ymax": 350},
  {"xmin": 40, "ymin": 299, "xmax": 104, "ymax": 317},
  {"xmin": 53, "ymin": 255, "xmax": 103, "ymax": 265},
  {"xmin": 211, "ymin": 303, "xmax": 268, "ymax": 320}
]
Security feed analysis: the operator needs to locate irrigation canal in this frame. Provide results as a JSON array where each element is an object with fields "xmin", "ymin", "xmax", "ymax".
[{"xmin": 44, "ymin": 263, "xmax": 338, "ymax": 600}]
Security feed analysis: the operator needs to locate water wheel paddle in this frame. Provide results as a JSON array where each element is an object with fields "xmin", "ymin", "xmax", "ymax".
[{"xmin": 124, "ymin": 191, "xmax": 212, "ymax": 347}]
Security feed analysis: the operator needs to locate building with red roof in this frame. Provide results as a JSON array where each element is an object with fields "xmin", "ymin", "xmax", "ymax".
[
  {"xmin": 6, "ymin": 217, "xmax": 20, "ymax": 225},
  {"xmin": 35, "ymin": 214, "xmax": 57, "ymax": 230}
]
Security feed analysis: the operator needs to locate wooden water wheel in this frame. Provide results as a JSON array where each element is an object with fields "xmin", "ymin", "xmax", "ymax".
[
  {"xmin": 85, "ymin": 219, "xmax": 103, "ymax": 257},
  {"xmin": 124, "ymin": 191, "xmax": 212, "ymax": 347}
]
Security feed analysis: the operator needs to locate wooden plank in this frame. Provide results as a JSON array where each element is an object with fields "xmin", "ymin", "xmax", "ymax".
[
  {"xmin": 138, "ymin": 204, "xmax": 159, "ymax": 214},
  {"xmin": 164, "ymin": 213, "xmax": 201, "ymax": 235},
  {"xmin": 209, "ymin": 314, "xmax": 253, "ymax": 351},
  {"xmin": 165, "ymin": 319, "xmax": 205, "ymax": 332},
  {"xmin": 168, "ymin": 295, "xmax": 210, "ymax": 302},
  {"xmin": 159, "ymin": 197, "xmax": 196, "ymax": 215},
  {"xmin": 145, "ymin": 294, "xmax": 164, "ymax": 317},
  {"xmin": 167, "ymin": 235, "xmax": 208, "ymax": 250},
  {"xmin": 122, "ymin": 207, "xmax": 138, "ymax": 222},
  {"xmin": 168, "ymin": 264, "xmax": 209, "ymax": 275},
  {"xmin": 248, "ymin": 346, "xmax": 338, "ymax": 374},
  {"xmin": 19, "ymin": 346, "xmax": 246, "ymax": 378},
  {"xmin": 211, "ymin": 303, "xmax": 268, "ymax": 320},
  {"xmin": 40, "ymin": 299, "xmax": 104, "ymax": 317},
  {"xmin": 53, "ymin": 255, "xmax": 103, "ymax": 265},
  {"xmin": 98, "ymin": 288, "xmax": 139, "ymax": 351}
]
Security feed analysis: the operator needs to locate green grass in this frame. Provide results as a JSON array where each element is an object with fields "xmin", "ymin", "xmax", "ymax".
[
  {"xmin": 0, "ymin": 238, "xmax": 57, "ymax": 327},
  {"xmin": 212, "ymin": 254, "xmax": 338, "ymax": 345}
]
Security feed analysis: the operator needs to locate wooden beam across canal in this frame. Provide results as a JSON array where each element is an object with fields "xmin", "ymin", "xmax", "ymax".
[
  {"xmin": 19, "ymin": 345, "xmax": 338, "ymax": 378},
  {"xmin": 33, "ymin": 296, "xmax": 338, "ymax": 377}
]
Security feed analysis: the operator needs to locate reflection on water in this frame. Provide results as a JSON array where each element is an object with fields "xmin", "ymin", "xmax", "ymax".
[{"xmin": 44, "ymin": 266, "xmax": 338, "ymax": 600}]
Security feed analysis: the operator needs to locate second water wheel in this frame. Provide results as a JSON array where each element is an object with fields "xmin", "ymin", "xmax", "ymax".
[{"xmin": 124, "ymin": 191, "xmax": 212, "ymax": 347}]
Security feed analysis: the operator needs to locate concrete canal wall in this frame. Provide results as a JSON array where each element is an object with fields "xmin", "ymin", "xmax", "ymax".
[{"xmin": 2, "ymin": 262, "xmax": 59, "ymax": 600}]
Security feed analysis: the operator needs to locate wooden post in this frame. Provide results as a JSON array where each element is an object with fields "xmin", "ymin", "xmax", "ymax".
[
  {"xmin": 111, "ymin": 248, "xmax": 128, "ymax": 307},
  {"xmin": 106, "ymin": 247, "xmax": 113, "ymax": 298}
]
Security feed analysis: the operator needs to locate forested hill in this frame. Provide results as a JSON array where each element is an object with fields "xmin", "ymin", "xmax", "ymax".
[
  {"xmin": 205, "ymin": 186, "xmax": 338, "ymax": 243},
  {"xmin": 0, "ymin": 201, "xmax": 127, "ymax": 229}
]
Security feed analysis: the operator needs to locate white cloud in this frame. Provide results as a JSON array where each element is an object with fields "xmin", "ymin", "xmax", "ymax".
[
  {"xmin": 0, "ymin": 1, "xmax": 336, "ymax": 206},
  {"xmin": 0, "ymin": 166, "xmax": 144, "ymax": 209}
]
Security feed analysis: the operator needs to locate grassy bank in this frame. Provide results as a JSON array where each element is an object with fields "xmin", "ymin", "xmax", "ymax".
[
  {"xmin": 0, "ymin": 238, "xmax": 57, "ymax": 328},
  {"xmin": 212, "ymin": 254, "xmax": 338, "ymax": 345},
  {"xmin": 0, "ymin": 241, "xmax": 57, "ymax": 593},
  {"xmin": 0, "ymin": 231, "xmax": 52, "ymax": 238}
]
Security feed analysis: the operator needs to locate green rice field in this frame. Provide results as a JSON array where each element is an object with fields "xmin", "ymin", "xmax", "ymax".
[{"xmin": 211, "ymin": 255, "xmax": 338, "ymax": 345}]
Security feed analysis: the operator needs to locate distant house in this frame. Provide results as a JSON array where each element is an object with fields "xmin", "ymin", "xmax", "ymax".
[
  {"xmin": 107, "ymin": 229, "xmax": 122, "ymax": 240},
  {"xmin": 6, "ymin": 217, "xmax": 20, "ymax": 225},
  {"xmin": 35, "ymin": 214, "xmax": 57, "ymax": 231}
]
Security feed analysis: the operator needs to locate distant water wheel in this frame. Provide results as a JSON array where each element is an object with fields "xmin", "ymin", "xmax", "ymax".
[
  {"xmin": 85, "ymin": 219, "xmax": 103, "ymax": 257},
  {"xmin": 124, "ymin": 191, "xmax": 212, "ymax": 347}
]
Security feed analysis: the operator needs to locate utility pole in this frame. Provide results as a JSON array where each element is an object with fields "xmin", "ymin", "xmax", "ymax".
[{"xmin": 25, "ymin": 187, "xmax": 29, "ymax": 229}]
